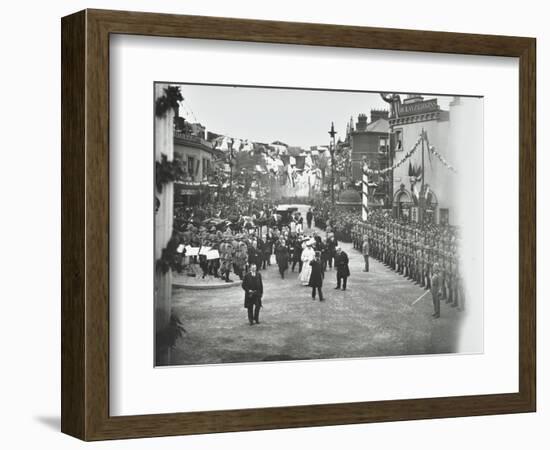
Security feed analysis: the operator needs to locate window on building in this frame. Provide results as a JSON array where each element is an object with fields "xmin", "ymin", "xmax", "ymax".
[
  {"xmin": 378, "ymin": 137, "xmax": 388, "ymax": 153},
  {"xmin": 394, "ymin": 129, "xmax": 403, "ymax": 152},
  {"xmin": 187, "ymin": 156, "xmax": 195, "ymax": 181},
  {"xmin": 202, "ymin": 158, "xmax": 210, "ymax": 180}
]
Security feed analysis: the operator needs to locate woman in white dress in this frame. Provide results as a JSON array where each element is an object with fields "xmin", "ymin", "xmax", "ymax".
[
  {"xmin": 296, "ymin": 215, "xmax": 304, "ymax": 234},
  {"xmin": 299, "ymin": 240, "xmax": 316, "ymax": 285}
]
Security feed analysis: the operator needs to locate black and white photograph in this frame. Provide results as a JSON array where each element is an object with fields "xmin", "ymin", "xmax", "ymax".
[{"xmin": 154, "ymin": 82, "xmax": 483, "ymax": 366}]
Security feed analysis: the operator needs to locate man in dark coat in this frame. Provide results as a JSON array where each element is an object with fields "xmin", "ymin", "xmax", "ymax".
[
  {"xmin": 275, "ymin": 238, "xmax": 290, "ymax": 279},
  {"xmin": 261, "ymin": 236, "xmax": 273, "ymax": 270},
  {"xmin": 247, "ymin": 240, "xmax": 262, "ymax": 271},
  {"xmin": 334, "ymin": 247, "xmax": 350, "ymax": 290},
  {"xmin": 308, "ymin": 251, "xmax": 325, "ymax": 301},
  {"xmin": 306, "ymin": 208, "xmax": 313, "ymax": 229},
  {"xmin": 291, "ymin": 237, "xmax": 303, "ymax": 273},
  {"xmin": 242, "ymin": 263, "xmax": 263, "ymax": 325},
  {"xmin": 326, "ymin": 234, "xmax": 338, "ymax": 269}
]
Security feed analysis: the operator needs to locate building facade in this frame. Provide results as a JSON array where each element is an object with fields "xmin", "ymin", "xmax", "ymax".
[
  {"xmin": 350, "ymin": 110, "xmax": 392, "ymax": 207},
  {"xmin": 173, "ymin": 131, "xmax": 223, "ymax": 207},
  {"xmin": 389, "ymin": 94, "xmax": 454, "ymax": 224}
]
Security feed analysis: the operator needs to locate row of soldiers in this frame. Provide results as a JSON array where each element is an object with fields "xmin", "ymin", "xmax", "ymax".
[
  {"xmin": 351, "ymin": 220, "xmax": 465, "ymax": 311},
  {"xmin": 198, "ymin": 231, "xmax": 274, "ymax": 282}
]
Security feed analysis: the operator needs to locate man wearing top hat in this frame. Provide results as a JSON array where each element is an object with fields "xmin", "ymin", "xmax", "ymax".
[
  {"xmin": 334, "ymin": 246, "xmax": 350, "ymax": 291},
  {"xmin": 326, "ymin": 233, "xmax": 338, "ymax": 270},
  {"xmin": 290, "ymin": 234, "xmax": 304, "ymax": 273},
  {"xmin": 275, "ymin": 237, "xmax": 290, "ymax": 279},
  {"xmin": 242, "ymin": 263, "xmax": 263, "ymax": 325},
  {"xmin": 309, "ymin": 251, "xmax": 325, "ymax": 301}
]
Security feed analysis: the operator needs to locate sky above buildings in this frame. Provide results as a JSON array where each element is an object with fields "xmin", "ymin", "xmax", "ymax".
[{"xmin": 171, "ymin": 83, "xmax": 454, "ymax": 148}]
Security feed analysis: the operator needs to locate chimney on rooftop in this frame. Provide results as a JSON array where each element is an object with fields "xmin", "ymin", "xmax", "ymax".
[
  {"xmin": 370, "ymin": 109, "xmax": 389, "ymax": 122},
  {"xmin": 356, "ymin": 113, "xmax": 368, "ymax": 132}
]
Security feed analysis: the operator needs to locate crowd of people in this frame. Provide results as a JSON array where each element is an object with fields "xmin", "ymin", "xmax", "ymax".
[
  {"xmin": 351, "ymin": 210, "xmax": 465, "ymax": 316},
  {"xmin": 309, "ymin": 199, "xmax": 361, "ymax": 242},
  {"xmin": 169, "ymin": 198, "xmax": 340, "ymax": 279},
  {"xmin": 165, "ymin": 193, "xmax": 464, "ymax": 322}
]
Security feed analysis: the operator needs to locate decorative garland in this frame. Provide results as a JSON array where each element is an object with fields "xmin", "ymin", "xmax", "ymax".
[
  {"xmin": 155, "ymin": 85, "xmax": 183, "ymax": 118},
  {"xmin": 155, "ymin": 154, "xmax": 187, "ymax": 193},
  {"xmin": 362, "ymin": 135, "xmax": 422, "ymax": 176},
  {"xmin": 428, "ymin": 145, "xmax": 458, "ymax": 173}
]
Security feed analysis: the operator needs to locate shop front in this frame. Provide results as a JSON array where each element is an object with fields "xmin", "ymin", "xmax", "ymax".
[{"xmin": 174, "ymin": 181, "xmax": 218, "ymax": 208}]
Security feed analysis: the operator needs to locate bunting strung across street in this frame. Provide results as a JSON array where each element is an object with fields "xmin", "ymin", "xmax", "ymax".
[
  {"xmin": 428, "ymin": 145, "xmax": 458, "ymax": 173},
  {"xmin": 362, "ymin": 135, "xmax": 422, "ymax": 176}
]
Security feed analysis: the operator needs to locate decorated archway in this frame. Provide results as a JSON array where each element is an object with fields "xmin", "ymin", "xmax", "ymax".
[
  {"xmin": 421, "ymin": 185, "xmax": 439, "ymax": 224},
  {"xmin": 392, "ymin": 185, "xmax": 413, "ymax": 220}
]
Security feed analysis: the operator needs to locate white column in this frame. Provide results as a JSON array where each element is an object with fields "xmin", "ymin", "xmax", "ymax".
[
  {"xmin": 362, "ymin": 165, "xmax": 369, "ymax": 221},
  {"xmin": 154, "ymin": 84, "xmax": 175, "ymax": 365}
]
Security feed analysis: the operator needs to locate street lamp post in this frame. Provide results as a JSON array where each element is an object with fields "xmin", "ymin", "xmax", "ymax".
[
  {"xmin": 328, "ymin": 122, "xmax": 337, "ymax": 205},
  {"xmin": 228, "ymin": 138, "xmax": 234, "ymax": 198}
]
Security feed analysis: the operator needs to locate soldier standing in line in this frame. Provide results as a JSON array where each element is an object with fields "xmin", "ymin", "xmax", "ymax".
[
  {"xmin": 395, "ymin": 237, "xmax": 403, "ymax": 275},
  {"xmin": 431, "ymin": 263, "xmax": 442, "ymax": 319},
  {"xmin": 419, "ymin": 245, "xmax": 426, "ymax": 288},
  {"xmin": 444, "ymin": 249, "xmax": 454, "ymax": 305},
  {"xmin": 415, "ymin": 245, "xmax": 422, "ymax": 285},
  {"xmin": 220, "ymin": 239, "xmax": 234, "ymax": 283},
  {"xmin": 401, "ymin": 241, "xmax": 407, "ymax": 277},
  {"xmin": 425, "ymin": 245, "xmax": 433, "ymax": 290},
  {"xmin": 407, "ymin": 241, "xmax": 414, "ymax": 280},
  {"xmin": 361, "ymin": 234, "xmax": 370, "ymax": 272},
  {"xmin": 233, "ymin": 240, "xmax": 248, "ymax": 280},
  {"xmin": 389, "ymin": 235, "xmax": 396, "ymax": 270}
]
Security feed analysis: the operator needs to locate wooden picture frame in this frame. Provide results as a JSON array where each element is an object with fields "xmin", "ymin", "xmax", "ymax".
[{"xmin": 61, "ymin": 8, "xmax": 536, "ymax": 441}]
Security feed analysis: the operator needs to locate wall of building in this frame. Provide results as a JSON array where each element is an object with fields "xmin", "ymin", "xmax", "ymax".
[
  {"xmin": 392, "ymin": 113, "xmax": 452, "ymax": 222},
  {"xmin": 351, "ymin": 133, "xmax": 390, "ymax": 177},
  {"xmin": 174, "ymin": 143, "xmax": 214, "ymax": 182}
]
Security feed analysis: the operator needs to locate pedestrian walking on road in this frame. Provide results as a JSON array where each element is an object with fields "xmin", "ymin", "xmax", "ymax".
[
  {"xmin": 334, "ymin": 247, "xmax": 350, "ymax": 290},
  {"xmin": 306, "ymin": 208, "xmax": 313, "ymax": 229},
  {"xmin": 242, "ymin": 263, "xmax": 263, "ymax": 325},
  {"xmin": 275, "ymin": 237, "xmax": 290, "ymax": 279},
  {"xmin": 299, "ymin": 240, "xmax": 316, "ymax": 285},
  {"xmin": 309, "ymin": 251, "xmax": 325, "ymax": 301},
  {"xmin": 290, "ymin": 235, "xmax": 303, "ymax": 272},
  {"xmin": 362, "ymin": 235, "xmax": 370, "ymax": 272},
  {"xmin": 326, "ymin": 233, "xmax": 338, "ymax": 269}
]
